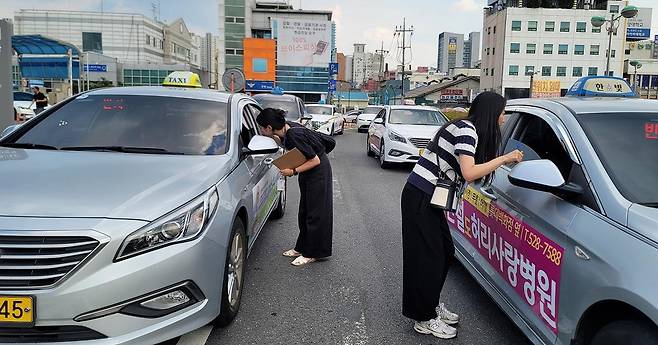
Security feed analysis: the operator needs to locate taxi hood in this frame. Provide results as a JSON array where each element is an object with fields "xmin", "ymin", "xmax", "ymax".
[
  {"xmin": 0, "ymin": 148, "xmax": 230, "ymax": 221},
  {"xmin": 628, "ymin": 204, "xmax": 658, "ymax": 245},
  {"xmin": 388, "ymin": 124, "xmax": 440, "ymax": 139},
  {"xmin": 310, "ymin": 114, "xmax": 335, "ymax": 122}
]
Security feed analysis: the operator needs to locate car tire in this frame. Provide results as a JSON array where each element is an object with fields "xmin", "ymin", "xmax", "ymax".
[
  {"xmin": 590, "ymin": 320, "xmax": 658, "ymax": 345},
  {"xmin": 214, "ymin": 218, "xmax": 247, "ymax": 327},
  {"xmin": 270, "ymin": 178, "xmax": 286, "ymax": 219},
  {"xmin": 330, "ymin": 124, "xmax": 335, "ymax": 136},
  {"xmin": 338, "ymin": 122, "xmax": 344, "ymax": 135},
  {"xmin": 379, "ymin": 142, "xmax": 390, "ymax": 169},
  {"xmin": 366, "ymin": 135, "xmax": 374, "ymax": 157}
]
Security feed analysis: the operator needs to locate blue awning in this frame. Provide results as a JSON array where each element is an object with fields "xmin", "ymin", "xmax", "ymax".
[
  {"xmin": 19, "ymin": 57, "xmax": 80, "ymax": 79},
  {"xmin": 12, "ymin": 35, "xmax": 81, "ymax": 79},
  {"xmin": 12, "ymin": 35, "xmax": 80, "ymax": 56}
]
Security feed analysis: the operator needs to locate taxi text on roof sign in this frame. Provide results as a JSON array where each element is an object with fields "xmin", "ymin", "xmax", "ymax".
[
  {"xmin": 162, "ymin": 71, "xmax": 202, "ymax": 88},
  {"xmin": 566, "ymin": 76, "xmax": 637, "ymax": 98}
]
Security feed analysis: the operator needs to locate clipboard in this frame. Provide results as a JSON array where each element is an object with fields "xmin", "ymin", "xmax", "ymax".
[{"xmin": 273, "ymin": 148, "xmax": 307, "ymax": 170}]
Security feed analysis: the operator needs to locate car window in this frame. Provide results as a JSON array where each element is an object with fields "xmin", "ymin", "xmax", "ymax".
[
  {"xmin": 240, "ymin": 104, "xmax": 259, "ymax": 148},
  {"xmin": 363, "ymin": 107, "xmax": 382, "ymax": 114},
  {"xmin": 13, "ymin": 92, "xmax": 33, "ymax": 101},
  {"xmin": 578, "ymin": 113, "xmax": 658, "ymax": 205},
  {"xmin": 374, "ymin": 109, "xmax": 386, "ymax": 120},
  {"xmin": 306, "ymin": 106, "xmax": 333, "ymax": 115},
  {"xmin": 389, "ymin": 109, "xmax": 445, "ymax": 126},
  {"xmin": 253, "ymin": 97, "xmax": 300, "ymax": 121},
  {"xmin": 10, "ymin": 94, "xmax": 228, "ymax": 155}
]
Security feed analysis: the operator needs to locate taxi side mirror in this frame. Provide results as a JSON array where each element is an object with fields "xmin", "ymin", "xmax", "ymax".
[
  {"xmin": 509, "ymin": 160, "xmax": 583, "ymax": 197},
  {"xmin": 373, "ymin": 118, "xmax": 384, "ymax": 125},
  {"xmin": 243, "ymin": 135, "xmax": 280, "ymax": 155}
]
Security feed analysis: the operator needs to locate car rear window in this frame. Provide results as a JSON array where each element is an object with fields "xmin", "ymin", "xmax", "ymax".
[
  {"xmin": 10, "ymin": 95, "xmax": 228, "ymax": 155},
  {"xmin": 13, "ymin": 92, "xmax": 33, "ymax": 101},
  {"xmin": 254, "ymin": 97, "xmax": 300, "ymax": 121},
  {"xmin": 578, "ymin": 113, "xmax": 658, "ymax": 205},
  {"xmin": 306, "ymin": 106, "xmax": 333, "ymax": 115}
]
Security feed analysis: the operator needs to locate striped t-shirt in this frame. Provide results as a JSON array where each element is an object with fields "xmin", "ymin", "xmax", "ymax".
[{"xmin": 407, "ymin": 120, "xmax": 478, "ymax": 195}]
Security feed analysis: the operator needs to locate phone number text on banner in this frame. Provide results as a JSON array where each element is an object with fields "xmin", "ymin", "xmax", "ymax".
[{"xmin": 446, "ymin": 186, "xmax": 563, "ymax": 334}]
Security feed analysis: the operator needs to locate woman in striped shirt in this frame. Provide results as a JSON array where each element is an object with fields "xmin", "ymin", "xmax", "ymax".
[{"xmin": 401, "ymin": 92, "xmax": 524, "ymax": 339}]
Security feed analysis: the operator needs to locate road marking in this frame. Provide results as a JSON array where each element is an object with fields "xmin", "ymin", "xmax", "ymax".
[{"xmin": 176, "ymin": 325, "xmax": 213, "ymax": 345}]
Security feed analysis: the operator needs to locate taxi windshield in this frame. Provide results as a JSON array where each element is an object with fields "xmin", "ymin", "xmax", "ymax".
[
  {"xmin": 363, "ymin": 107, "xmax": 382, "ymax": 114},
  {"xmin": 578, "ymin": 113, "xmax": 658, "ymax": 205},
  {"xmin": 8, "ymin": 95, "xmax": 228, "ymax": 155},
  {"xmin": 389, "ymin": 109, "xmax": 445, "ymax": 126},
  {"xmin": 306, "ymin": 106, "xmax": 333, "ymax": 115},
  {"xmin": 255, "ymin": 99, "xmax": 300, "ymax": 121}
]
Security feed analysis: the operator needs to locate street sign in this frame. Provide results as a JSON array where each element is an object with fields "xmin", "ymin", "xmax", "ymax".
[
  {"xmin": 246, "ymin": 80, "xmax": 275, "ymax": 91},
  {"xmin": 329, "ymin": 63, "xmax": 339, "ymax": 76},
  {"xmin": 627, "ymin": 7, "xmax": 652, "ymax": 41},
  {"xmin": 328, "ymin": 79, "xmax": 337, "ymax": 92},
  {"xmin": 222, "ymin": 68, "xmax": 246, "ymax": 92},
  {"xmin": 83, "ymin": 64, "xmax": 107, "ymax": 72}
]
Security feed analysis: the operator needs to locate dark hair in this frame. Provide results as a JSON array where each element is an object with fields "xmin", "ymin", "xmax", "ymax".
[
  {"xmin": 256, "ymin": 108, "xmax": 287, "ymax": 130},
  {"xmin": 32, "ymin": 86, "xmax": 40, "ymax": 91}
]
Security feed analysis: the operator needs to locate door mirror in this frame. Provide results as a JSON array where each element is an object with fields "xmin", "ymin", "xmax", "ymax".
[
  {"xmin": 243, "ymin": 135, "xmax": 280, "ymax": 155},
  {"xmin": 1, "ymin": 124, "xmax": 21, "ymax": 138},
  {"xmin": 509, "ymin": 160, "xmax": 583, "ymax": 197},
  {"xmin": 373, "ymin": 118, "xmax": 384, "ymax": 125}
]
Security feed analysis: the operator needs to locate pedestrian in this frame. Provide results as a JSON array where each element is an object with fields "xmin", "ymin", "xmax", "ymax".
[
  {"xmin": 28, "ymin": 86, "xmax": 49, "ymax": 115},
  {"xmin": 256, "ymin": 108, "xmax": 333, "ymax": 267},
  {"xmin": 401, "ymin": 91, "xmax": 523, "ymax": 339}
]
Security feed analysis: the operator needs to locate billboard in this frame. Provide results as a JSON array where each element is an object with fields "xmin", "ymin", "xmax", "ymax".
[
  {"xmin": 532, "ymin": 80, "xmax": 561, "ymax": 98},
  {"xmin": 448, "ymin": 37, "xmax": 458, "ymax": 54},
  {"xmin": 275, "ymin": 18, "xmax": 332, "ymax": 67},
  {"xmin": 244, "ymin": 38, "xmax": 276, "ymax": 82},
  {"xmin": 627, "ymin": 8, "xmax": 652, "ymax": 41}
]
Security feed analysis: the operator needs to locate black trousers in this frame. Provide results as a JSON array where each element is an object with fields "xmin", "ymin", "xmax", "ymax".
[
  {"xmin": 295, "ymin": 154, "xmax": 333, "ymax": 258},
  {"xmin": 401, "ymin": 183, "xmax": 455, "ymax": 322}
]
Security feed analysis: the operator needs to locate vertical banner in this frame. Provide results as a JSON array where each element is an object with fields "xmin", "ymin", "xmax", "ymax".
[
  {"xmin": 0, "ymin": 19, "xmax": 14, "ymax": 130},
  {"xmin": 275, "ymin": 18, "xmax": 332, "ymax": 67}
]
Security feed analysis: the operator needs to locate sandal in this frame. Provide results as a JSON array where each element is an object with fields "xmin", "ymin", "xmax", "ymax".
[
  {"xmin": 282, "ymin": 249, "xmax": 301, "ymax": 257},
  {"xmin": 291, "ymin": 256, "xmax": 316, "ymax": 266}
]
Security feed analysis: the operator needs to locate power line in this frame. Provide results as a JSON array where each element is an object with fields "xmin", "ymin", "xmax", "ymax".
[{"xmin": 394, "ymin": 18, "xmax": 413, "ymax": 98}]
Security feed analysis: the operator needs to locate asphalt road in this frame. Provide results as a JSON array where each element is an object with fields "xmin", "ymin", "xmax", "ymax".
[{"xmin": 172, "ymin": 128, "xmax": 531, "ymax": 345}]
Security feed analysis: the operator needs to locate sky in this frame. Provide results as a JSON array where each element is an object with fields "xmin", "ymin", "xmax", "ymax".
[{"xmin": 2, "ymin": 0, "xmax": 657, "ymax": 68}]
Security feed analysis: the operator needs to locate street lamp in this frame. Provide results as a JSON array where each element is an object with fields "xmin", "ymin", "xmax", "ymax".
[
  {"xmin": 525, "ymin": 68, "xmax": 540, "ymax": 98},
  {"xmin": 591, "ymin": 5, "xmax": 638, "ymax": 76},
  {"xmin": 630, "ymin": 60, "xmax": 642, "ymax": 93}
]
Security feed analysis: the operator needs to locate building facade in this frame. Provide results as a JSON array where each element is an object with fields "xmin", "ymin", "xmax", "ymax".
[
  {"xmin": 463, "ymin": 32, "xmax": 481, "ymax": 68},
  {"xmin": 352, "ymin": 43, "xmax": 367, "ymax": 86},
  {"xmin": 200, "ymin": 33, "xmax": 220, "ymax": 88},
  {"xmin": 623, "ymin": 40, "xmax": 658, "ymax": 99},
  {"xmin": 481, "ymin": 1, "xmax": 627, "ymax": 98},
  {"xmin": 437, "ymin": 32, "xmax": 465, "ymax": 74}
]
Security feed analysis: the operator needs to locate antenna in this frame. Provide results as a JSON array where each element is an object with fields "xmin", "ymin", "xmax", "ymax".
[{"xmin": 151, "ymin": 1, "xmax": 161, "ymax": 21}]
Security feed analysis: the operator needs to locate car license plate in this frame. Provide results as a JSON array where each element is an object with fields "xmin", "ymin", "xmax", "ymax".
[
  {"xmin": 0, "ymin": 296, "xmax": 34, "ymax": 326},
  {"xmin": 419, "ymin": 149, "xmax": 425, "ymax": 156}
]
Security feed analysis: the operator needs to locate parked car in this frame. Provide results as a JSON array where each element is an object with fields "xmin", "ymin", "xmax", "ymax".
[
  {"xmin": 0, "ymin": 73, "xmax": 286, "ymax": 344},
  {"xmin": 345, "ymin": 109, "xmax": 362, "ymax": 123},
  {"xmin": 13, "ymin": 91, "xmax": 50, "ymax": 121},
  {"xmin": 305, "ymin": 104, "xmax": 345, "ymax": 136},
  {"xmin": 356, "ymin": 106, "xmax": 384, "ymax": 133},
  {"xmin": 366, "ymin": 105, "xmax": 447, "ymax": 168},
  {"xmin": 448, "ymin": 77, "xmax": 658, "ymax": 345},
  {"xmin": 252, "ymin": 93, "xmax": 307, "ymax": 123}
]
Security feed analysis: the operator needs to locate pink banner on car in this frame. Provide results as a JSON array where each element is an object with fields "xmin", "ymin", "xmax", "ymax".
[{"xmin": 446, "ymin": 186, "xmax": 563, "ymax": 334}]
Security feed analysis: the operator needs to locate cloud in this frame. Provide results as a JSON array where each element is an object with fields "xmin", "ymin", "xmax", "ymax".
[{"xmin": 451, "ymin": 0, "xmax": 480, "ymax": 12}]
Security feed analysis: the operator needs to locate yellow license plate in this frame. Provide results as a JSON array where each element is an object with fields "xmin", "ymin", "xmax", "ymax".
[
  {"xmin": 419, "ymin": 149, "xmax": 425, "ymax": 156},
  {"xmin": 0, "ymin": 296, "xmax": 34, "ymax": 325}
]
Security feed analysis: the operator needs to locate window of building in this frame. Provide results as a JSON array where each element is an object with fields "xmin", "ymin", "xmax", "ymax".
[
  {"xmin": 544, "ymin": 44, "xmax": 553, "ymax": 54},
  {"xmin": 512, "ymin": 21, "xmax": 521, "ymax": 31},
  {"xmin": 528, "ymin": 21, "xmax": 538, "ymax": 32},
  {"xmin": 486, "ymin": 48, "xmax": 490, "ymax": 56},
  {"xmin": 511, "ymin": 43, "xmax": 520, "ymax": 53},
  {"xmin": 608, "ymin": 49, "xmax": 616, "ymax": 58},
  {"xmin": 491, "ymin": 68, "xmax": 495, "ymax": 77},
  {"xmin": 493, "ymin": 47, "xmax": 496, "ymax": 55},
  {"xmin": 575, "ymin": 45, "xmax": 585, "ymax": 55},
  {"xmin": 545, "ymin": 21, "xmax": 555, "ymax": 32},
  {"xmin": 146, "ymin": 34, "xmax": 151, "ymax": 45},
  {"xmin": 527, "ymin": 43, "xmax": 536, "ymax": 54},
  {"xmin": 542, "ymin": 66, "xmax": 552, "ymax": 77},
  {"xmin": 494, "ymin": 26, "xmax": 497, "ymax": 34},
  {"xmin": 625, "ymin": 48, "xmax": 631, "ymax": 55},
  {"xmin": 577, "ymin": 22, "xmax": 587, "ymax": 33},
  {"xmin": 559, "ymin": 44, "xmax": 568, "ymax": 55},
  {"xmin": 525, "ymin": 66, "xmax": 535, "ymax": 75},
  {"xmin": 485, "ymin": 68, "xmax": 489, "ymax": 76},
  {"xmin": 588, "ymin": 67, "xmax": 598, "ymax": 76},
  {"xmin": 560, "ymin": 22, "xmax": 570, "ymax": 33},
  {"xmin": 590, "ymin": 45, "xmax": 600, "ymax": 55},
  {"xmin": 236, "ymin": 17, "xmax": 245, "ymax": 23},
  {"xmin": 610, "ymin": 5, "xmax": 619, "ymax": 13},
  {"xmin": 557, "ymin": 66, "xmax": 567, "ymax": 77},
  {"xmin": 509, "ymin": 65, "xmax": 519, "ymax": 76},
  {"xmin": 82, "ymin": 32, "xmax": 103, "ymax": 53},
  {"xmin": 488, "ymin": 27, "xmax": 491, "ymax": 35},
  {"xmin": 573, "ymin": 67, "xmax": 583, "ymax": 77}
]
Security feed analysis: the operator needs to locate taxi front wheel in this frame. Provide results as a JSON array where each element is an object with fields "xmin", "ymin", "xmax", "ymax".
[
  {"xmin": 590, "ymin": 320, "xmax": 658, "ymax": 345},
  {"xmin": 214, "ymin": 218, "xmax": 246, "ymax": 327}
]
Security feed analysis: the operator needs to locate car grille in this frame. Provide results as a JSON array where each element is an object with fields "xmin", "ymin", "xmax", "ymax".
[
  {"xmin": 409, "ymin": 138, "xmax": 431, "ymax": 148},
  {"xmin": 0, "ymin": 235, "xmax": 100, "ymax": 289},
  {"xmin": 311, "ymin": 121, "xmax": 323, "ymax": 130},
  {"xmin": 0, "ymin": 326, "xmax": 106, "ymax": 342}
]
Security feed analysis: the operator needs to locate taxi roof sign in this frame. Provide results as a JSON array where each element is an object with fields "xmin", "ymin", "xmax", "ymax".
[
  {"xmin": 162, "ymin": 71, "xmax": 202, "ymax": 88},
  {"xmin": 566, "ymin": 76, "xmax": 637, "ymax": 98}
]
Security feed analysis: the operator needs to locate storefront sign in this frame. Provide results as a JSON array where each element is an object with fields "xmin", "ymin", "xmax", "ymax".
[
  {"xmin": 532, "ymin": 80, "xmax": 561, "ymax": 98},
  {"xmin": 447, "ymin": 186, "xmax": 563, "ymax": 334},
  {"xmin": 627, "ymin": 8, "xmax": 652, "ymax": 41},
  {"xmin": 83, "ymin": 64, "xmax": 107, "ymax": 72},
  {"xmin": 440, "ymin": 88, "xmax": 467, "ymax": 103},
  {"xmin": 245, "ymin": 80, "xmax": 275, "ymax": 91}
]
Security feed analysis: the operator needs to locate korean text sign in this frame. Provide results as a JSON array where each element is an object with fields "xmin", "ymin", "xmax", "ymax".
[
  {"xmin": 275, "ymin": 18, "xmax": 332, "ymax": 68},
  {"xmin": 447, "ymin": 186, "xmax": 563, "ymax": 334}
]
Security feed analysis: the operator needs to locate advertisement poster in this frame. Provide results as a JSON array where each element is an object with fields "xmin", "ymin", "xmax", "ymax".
[
  {"xmin": 447, "ymin": 186, "xmax": 563, "ymax": 334},
  {"xmin": 627, "ymin": 7, "xmax": 652, "ymax": 41},
  {"xmin": 275, "ymin": 18, "xmax": 332, "ymax": 67},
  {"xmin": 532, "ymin": 80, "xmax": 561, "ymax": 98},
  {"xmin": 448, "ymin": 37, "xmax": 458, "ymax": 53}
]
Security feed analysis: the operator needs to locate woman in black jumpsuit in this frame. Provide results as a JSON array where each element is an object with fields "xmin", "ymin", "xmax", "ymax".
[{"xmin": 256, "ymin": 108, "xmax": 332, "ymax": 266}]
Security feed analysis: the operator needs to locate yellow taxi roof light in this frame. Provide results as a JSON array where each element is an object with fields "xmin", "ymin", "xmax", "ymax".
[{"xmin": 162, "ymin": 71, "xmax": 202, "ymax": 88}]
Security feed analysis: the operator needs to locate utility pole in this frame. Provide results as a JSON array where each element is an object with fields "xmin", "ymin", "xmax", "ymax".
[
  {"xmin": 375, "ymin": 41, "xmax": 389, "ymax": 83},
  {"xmin": 395, "ymin": 18, "xmax": 413, "ymax": 99}
]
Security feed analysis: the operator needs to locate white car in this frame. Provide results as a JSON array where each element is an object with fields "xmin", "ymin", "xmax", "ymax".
[
  {"xmin": 13, "ymin": 91, "xmax": 51, "ymax": 121},
  {"xmin": 366, "ymin": 105, "xmax": 448, "ymax": 168},
  {"xmin": 345, "ymin": 110, "xmax": 361, "ymax": 123},
  {"xmin": 305, "ymin": 104, "xmax": 345, "ymax": 136},
  {"xmin": 356, "ymin": 106, "xmax": 384, "ymax": 133}
]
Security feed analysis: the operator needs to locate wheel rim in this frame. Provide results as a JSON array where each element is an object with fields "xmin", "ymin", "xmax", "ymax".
[{"xmin": 227, "ymin": 232, "xmax": 244, "ymax": 309}]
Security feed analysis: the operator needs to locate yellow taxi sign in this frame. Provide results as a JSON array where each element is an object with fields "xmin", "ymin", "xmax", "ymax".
[{"xmin": 162, "ymin": 71, "xmax": 202, "ymax": 88}]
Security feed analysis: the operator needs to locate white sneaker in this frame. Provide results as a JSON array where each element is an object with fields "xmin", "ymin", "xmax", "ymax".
[
  {"xmin": 413, "ymin": 318, "xmax": 457, "ymax": 339},
  {"xmin": 437, "ymin": 303, "xmax": 459, "ymax": 325}
]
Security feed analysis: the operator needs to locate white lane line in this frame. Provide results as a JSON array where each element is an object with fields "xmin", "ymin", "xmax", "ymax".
[{"xmin": 176, "ymin": 325, "xmax": 213, "ymax": 345}]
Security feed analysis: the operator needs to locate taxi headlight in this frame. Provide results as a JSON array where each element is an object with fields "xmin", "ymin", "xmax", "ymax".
[
  {"xmin": 115, "ymin": 188, "xmax": 219, "ymax": 261},
  {"xmin": 389, "ymin": 131, "xmax": 407, "ymax": 143}
]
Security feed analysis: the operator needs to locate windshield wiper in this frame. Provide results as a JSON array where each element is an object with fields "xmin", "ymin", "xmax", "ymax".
[
  {"xmin": 59, "ymin": 146, "xmax": 185, "ymax": 155},
  {"xmin": 0, "ymin": 143, "xmax": 59, "ymax": 150}
]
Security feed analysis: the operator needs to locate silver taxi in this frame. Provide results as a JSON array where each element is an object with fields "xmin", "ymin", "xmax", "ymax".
[
  {"xmin": 0, "ymin": 79, "xmax": 286, "ymax": 343},
  {"xmin": 449, "ymin": 77, "xmax": 658, "ymax": 345}
]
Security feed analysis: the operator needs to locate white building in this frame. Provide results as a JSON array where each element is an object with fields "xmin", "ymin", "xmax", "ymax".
[
  {"xmin": 623, "ymin": 40, "xmax": 658, "ymax": 99},
  {"xmin": 345, "ymin": 55, "xmax": 354, "ymax": 83},
  {"xmin": 352, "ymin": 43, "xmax": 367, "ymax": 86},
  {"xmin": 200, "ymin": 33, "xmax": 220, "ymax": 88},
  {"xmin": 163, "ymin": 19, "xmax": 200, "ymax": 68},
  {"xmin": 481, "ymin": 1, "xmax": 627, "ymax": 98},
  {"xmin": 464, "ymin": 32, "xmax": 481, "ymax": 69},
  {"xmin": 437, "ymin": 32, "xmax": 464, "ymax": 74}
]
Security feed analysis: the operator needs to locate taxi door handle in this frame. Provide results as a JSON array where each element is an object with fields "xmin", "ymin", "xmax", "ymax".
[
  {"xmin": 480, "ymin": 186, "xmax": 498, "ymax": 201},
  {"xmin": 264, "ymin": 158, "xmax": 274, "ymax": 166}
]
